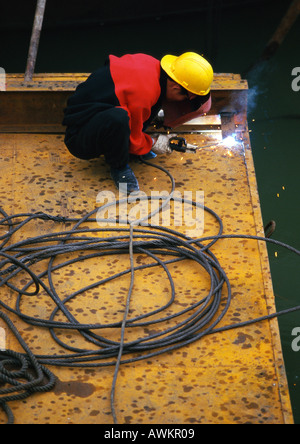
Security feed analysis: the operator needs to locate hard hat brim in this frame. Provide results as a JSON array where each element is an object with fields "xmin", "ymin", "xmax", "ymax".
[{"xmin": 161, "ymin": 55, "xmax": 179, "ymax": 84}]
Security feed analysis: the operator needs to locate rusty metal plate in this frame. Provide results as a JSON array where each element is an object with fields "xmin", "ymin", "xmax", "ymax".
[{"xmin": 0, "ymin": 130, "xmax": 293, "ymax": 424}]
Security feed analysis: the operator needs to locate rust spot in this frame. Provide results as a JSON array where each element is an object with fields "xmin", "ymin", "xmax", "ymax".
[
  {"xmin": 233, "ymin": 332, "xmax": 253, "ymax": 346},
  {"xmin": 89, "ymin": 410, "xmax": 100, "ymax": 417},
  {"xmin": 183, "ymin": 386, "xmax": 194, "ymax": 393},
  {"xmin": 53, "ymin": 378, "xmax": 95, "ymax": 398}
]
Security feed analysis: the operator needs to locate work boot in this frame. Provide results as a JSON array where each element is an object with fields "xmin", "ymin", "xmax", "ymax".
[{"xmin": 110, "ymin": 164, "xmax": 140, "ymax": 194}]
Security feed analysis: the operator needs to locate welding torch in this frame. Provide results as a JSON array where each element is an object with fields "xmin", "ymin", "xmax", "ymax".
[{"xmin": 169, "ymin": 137, "xmax": 199, "ymax": 154}]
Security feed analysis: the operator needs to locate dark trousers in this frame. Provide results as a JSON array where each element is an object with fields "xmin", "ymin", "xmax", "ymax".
[{"xmin": 64, "ymin": 108, "xmax": 130, "ymax": 170}]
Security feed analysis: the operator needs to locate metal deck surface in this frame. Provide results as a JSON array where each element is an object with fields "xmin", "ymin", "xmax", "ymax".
[{"xmin": 0, "ymin": 74, "xmax": 294, "ymax": 424}]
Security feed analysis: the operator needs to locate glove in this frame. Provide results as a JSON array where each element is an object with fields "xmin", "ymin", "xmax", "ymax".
[{"xmin": 151, "ymin": 134, "xmax": 177, "ymax": 155}]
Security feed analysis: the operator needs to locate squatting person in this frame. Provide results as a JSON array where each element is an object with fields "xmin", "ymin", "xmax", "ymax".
[{"xmin": 63, "ymin": 52, "xmax": 213, "ymax": 193}]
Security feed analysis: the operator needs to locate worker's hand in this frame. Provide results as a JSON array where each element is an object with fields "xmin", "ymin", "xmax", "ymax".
[{"xmin": 152, "ymin": 134, "xmax": 177, "ymax": 155}]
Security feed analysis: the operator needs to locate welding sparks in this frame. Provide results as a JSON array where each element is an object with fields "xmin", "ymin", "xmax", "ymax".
[
  {"xmin": 220, "ymin": 134, "xmax": 244, "ymax": 157},
  {"xmin": 196, "ymin": 133, "xmax": 244, "ymax": 156},
  {"xmin": 222, "ymin": 135, "xmax": 237, "ymax": 149}
]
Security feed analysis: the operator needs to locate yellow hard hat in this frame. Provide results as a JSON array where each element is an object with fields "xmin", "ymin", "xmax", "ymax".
[{"xmin": 161, "ymin": 52, "xmax": 214, "ymax": 96}]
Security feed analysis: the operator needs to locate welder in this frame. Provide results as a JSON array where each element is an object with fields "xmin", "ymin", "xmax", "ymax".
[{"xmin": 63, "ymin": 52, "xmax": 213, "ymax": 193}]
